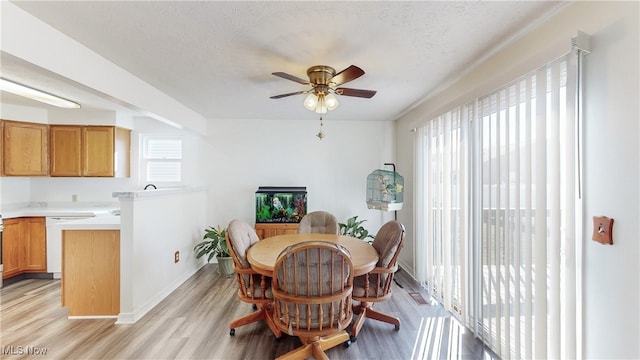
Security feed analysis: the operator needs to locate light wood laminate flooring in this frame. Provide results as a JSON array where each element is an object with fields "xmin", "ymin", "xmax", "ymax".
[{"xmin": 0, "ymin": 265, "xmax": 498, "ymax": 359}]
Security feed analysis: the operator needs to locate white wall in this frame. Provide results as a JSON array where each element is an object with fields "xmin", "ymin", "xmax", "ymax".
[
  {"xmin": 201, "ymin": 118, "xmax": 397, "ymax": 235},
  {"xmin": 117, "ymin": 188, "xmax": 207, "ymax": 324},
  {"xmin": 395, "ymin": 2, "xmax": 639, "ymax": 358}
]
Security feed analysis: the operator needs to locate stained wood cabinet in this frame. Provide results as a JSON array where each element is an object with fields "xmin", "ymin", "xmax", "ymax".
[
  {"xmin": 2, "ymin": 217, "xmax": 47, "ymax": 279},
  {"xmin": 50, "ymin": 125, "xmax": 130, "ymax": 177},
  {"xmin": 2, "ymin": 218, "xmax": 22, "ymax": 278},
  {"xmin": 254, "ymin": 223, "xmax": 300, "ymax": 240},
  {"xmin": 2, "ymin": 120, "xmax": 49, "ymax": 176},
  {"xmin": 49, "ymin": 125, "xmax": 82, "ymax": 176},
  {"xmin": 62, "ymin": 230, "xmax": 120, "ymax": 316},
  {"xmin": 23, "ymin": 217, "xmax": 48, "ymax": 272}
]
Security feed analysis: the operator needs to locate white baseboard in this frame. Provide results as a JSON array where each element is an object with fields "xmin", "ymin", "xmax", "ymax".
[{"xmin": 115, "ymin": 263, "xmax": 204, "ymax": 325}]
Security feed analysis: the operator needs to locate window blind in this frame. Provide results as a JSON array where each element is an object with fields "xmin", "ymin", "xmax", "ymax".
[{"xmin": 414, "ymin": 51, "xmax": 581, "ymax": 359}]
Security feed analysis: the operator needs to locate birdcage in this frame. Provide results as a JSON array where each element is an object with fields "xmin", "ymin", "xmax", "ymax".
[{"xmin": 366, "ymin": 169, "xmax": 404, "ymax": 211}]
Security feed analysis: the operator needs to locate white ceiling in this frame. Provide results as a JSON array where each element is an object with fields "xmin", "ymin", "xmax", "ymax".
[{"xmin": 2, "ymin": 1, "xmax": 567, "ymax": 123}]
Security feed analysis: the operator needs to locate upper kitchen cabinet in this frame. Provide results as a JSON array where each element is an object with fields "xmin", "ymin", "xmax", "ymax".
[
  {"xmin": 50, "ymin": 125, "xmax": 131, "ymax": 177},
  {"xmin": 2, "ymin": 120, "xmax": 49, "ymax": 176},
  {"xmin": 49, "ymin": 125, "xmax": 82, "ymax": 176}
]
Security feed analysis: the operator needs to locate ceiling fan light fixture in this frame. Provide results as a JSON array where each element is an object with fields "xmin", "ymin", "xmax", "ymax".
[
  {"xmin": 325, "ymin": 93, "xmax": 339, "ymax": 110},
  {"xmin": 303, "ymin": 93, "xmax": 318, "ymax": 111}
]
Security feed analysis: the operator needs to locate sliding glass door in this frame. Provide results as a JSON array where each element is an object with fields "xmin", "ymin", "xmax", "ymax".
[{"xmin": 415, "ymin": 52, "xmax": 582, "ymax": 359}]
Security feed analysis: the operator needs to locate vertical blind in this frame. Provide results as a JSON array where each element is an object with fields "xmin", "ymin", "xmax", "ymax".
[{"xmin": 415, "ymin": 51, "xmax": 581, "ymax": 359}]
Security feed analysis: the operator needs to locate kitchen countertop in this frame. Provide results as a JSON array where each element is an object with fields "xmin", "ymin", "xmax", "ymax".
[
  {"xmin": 2, "ymin": 202, "xmax": 119, "ymax": 219},
  {"xmin": 52, "ymin": 214, "xmax": 121, "ymax": 230},
  {"xmin": 113, "ymin": 186, "xmax": 206, "ymax": 199}
]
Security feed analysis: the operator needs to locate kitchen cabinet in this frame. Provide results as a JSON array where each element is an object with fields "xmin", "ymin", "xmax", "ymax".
[
  {"xmin": 2, "ymin": 218, "xmax": 22, "ymax": 278},
  {"xmin": 62, "ymin": 230, "xmax": 120, "ymax": 316},
  {"xmin": 50, "ymin": 125, "xmax": 130, "ymax": 177},
  {"xmin": 2, "ymin": 120, "xmax": 49, "ymax": 176},
  {"xmin": 254, "ymin": 223, "xmax": 299, "ymax": 240},
  {"xmin": 23, "ymin": 217, "xmax": 47, "ymax": 272},
  {"xmin": 2, "ymin": 217, "xmax": 47, "ymax": 279},
  {"xmin": 49, "ymin": 125, "xmax": 82, "ymax": 176}
]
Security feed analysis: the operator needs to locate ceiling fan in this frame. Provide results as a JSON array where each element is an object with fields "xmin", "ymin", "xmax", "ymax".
[{"xmin": 270, "ymin": 65, "xmax": 376, "ymax": 114}]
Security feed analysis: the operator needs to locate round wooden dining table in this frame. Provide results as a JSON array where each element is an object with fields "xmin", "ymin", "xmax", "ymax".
[{"xmin": 247, "ymin": 233, "xmax": 379, "ymax": 277}]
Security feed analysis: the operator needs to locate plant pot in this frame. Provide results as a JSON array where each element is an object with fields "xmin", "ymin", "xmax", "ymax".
[{"xmin": 216, "ymin": 256, "xmax": 235, "ymax": 276}]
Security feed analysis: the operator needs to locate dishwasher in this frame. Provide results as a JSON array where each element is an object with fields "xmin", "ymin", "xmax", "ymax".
[{"xmin": 46, "ymin": 215, "xmax": 94, "ymax": 278}]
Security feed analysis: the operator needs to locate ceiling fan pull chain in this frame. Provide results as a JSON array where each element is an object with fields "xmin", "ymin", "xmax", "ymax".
[{"xmin": 316, "ymin": 116, "xmax": 325, "ymax": 140}]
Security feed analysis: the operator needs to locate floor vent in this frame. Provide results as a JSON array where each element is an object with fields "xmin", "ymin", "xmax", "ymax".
[{"xmin": 409, "ymin": 292, "xmax": 428, "ymax": 305}]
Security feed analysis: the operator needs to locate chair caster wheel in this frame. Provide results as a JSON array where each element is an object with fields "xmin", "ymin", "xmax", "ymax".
[
  {"xmin": 394, "ymin": 325, "xmax": 400, "ymax": 331},
  {"xmin": 344, "ymin": 340, "xmax": 351, "ymax": 348},
  {"xmin": 350, "ymin": 335, "xmax": 357, "ymax": 342},
  {"xmin": 230, "ymin": 329, "xmax": 235, "ymax": 336}
]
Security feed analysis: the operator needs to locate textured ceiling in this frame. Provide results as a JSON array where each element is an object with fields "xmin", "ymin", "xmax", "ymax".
[{"xmin": 3, "ymin": 1, "xmax": 566, "ymax": 122}]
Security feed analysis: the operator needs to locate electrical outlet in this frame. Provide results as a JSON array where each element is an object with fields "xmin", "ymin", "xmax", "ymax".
[{"xmin": 174, "ymin": 251, "xmax": 180, "ymax": 263}]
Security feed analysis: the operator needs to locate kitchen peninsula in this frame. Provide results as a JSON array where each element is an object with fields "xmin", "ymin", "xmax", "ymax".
[{"xmin": 57, "ymin": 214, "xmax": 121, "ymax": 317}]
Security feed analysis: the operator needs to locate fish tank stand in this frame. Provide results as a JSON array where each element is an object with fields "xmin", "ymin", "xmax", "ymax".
[{"xmin": 254, "ymin": 223, "xmax": 300, "ymax": 240}]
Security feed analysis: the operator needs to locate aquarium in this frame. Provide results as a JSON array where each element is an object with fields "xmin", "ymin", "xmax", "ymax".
[
  {"xmin": 366, "ymin": 169, "xmax": 404, "ymax": 211},
  {"xmin": 255, "ymin": 186, "xmax": 307, "ymax": 223}
]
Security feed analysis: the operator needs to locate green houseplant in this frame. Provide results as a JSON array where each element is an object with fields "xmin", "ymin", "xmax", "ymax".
[
  {"xmin": 339, "ymin": 216, "xmax": 375, "ymax": 243},
  {"xmin": 194, "ymin": 225, "xmax": 234, "ymax": 275}
]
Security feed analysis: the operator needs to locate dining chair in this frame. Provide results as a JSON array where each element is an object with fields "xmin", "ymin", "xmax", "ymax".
[
  {"xmin": 226, "ymin": 219, "xmax": 281, "ymax": 338},
  {"xmin": 350, "ymin": 220, "xmax": 405, "ymax": 342},
  {"xmin": 298, "ymin": 210, "xmax": 339, "ymax": 234},
  {"xmin": 272, "ymin": 240, "xmax": 354, "ymax": 360}
]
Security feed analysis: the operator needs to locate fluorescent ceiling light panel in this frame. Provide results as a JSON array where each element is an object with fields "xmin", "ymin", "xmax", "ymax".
[{"xmin": 0, "ymin": 77, "xmax": 81, "ymax": 108}]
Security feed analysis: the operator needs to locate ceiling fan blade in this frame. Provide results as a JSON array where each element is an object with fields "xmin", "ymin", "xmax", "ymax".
[
  {"xmin": 272, "ymin": 72, "xmax": 310, "ymax": 85},
  {"xmin": 330, "ymin": 65, "xmax": 365, "ymax": 86},
  {"xmin": 335, "ymin": 87, "xmax": 377, "ymax": 98},
  {"xmin": 270, "ymin": 90, "xmax": 307, "ymax": 99}
]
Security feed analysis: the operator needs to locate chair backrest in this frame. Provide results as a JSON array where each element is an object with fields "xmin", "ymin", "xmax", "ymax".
[
  {"xmin": 272, "ymin": 241, "xmax": 353, "ymax": 337},
  {"xmin": 226, "ymin": 219, "xmax": 272, "ymax": 301},
  {"xmin": 352, "ymin": 220, "xmax": 405, "ymax": 300},
  {"xmin": 298, "ymin": 211, "xmax": 339, "ymax": 234},
  {"xmin": 371, "ymin": 220, "xmax": 405, "ymax": 268},
  {"xmin": 227, "ymin": 219, "xmax": 260, "ymax": 269}
]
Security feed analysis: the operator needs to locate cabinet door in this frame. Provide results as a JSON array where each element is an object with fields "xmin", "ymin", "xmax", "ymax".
[
  {"xmin": 23, "ymin": 217, "xmax": 47, "ymax": 272},
  {"xmin": 2, "ymin": 120, "xmax": 48, "ymax": 176},
  {"xmin": 2, "ymin": 218, "xmax": 23, "ymax": 279},
  {"xmin": 63, "ymin": 230, "xmax": 120, "ymax": 315},
  {"xmin": 82, "ymin": 126, "xmax": 114, "ymax": 177},
  {"xmin": 50, "ymin": 125, "xmax": 82, "ymax": 176}
]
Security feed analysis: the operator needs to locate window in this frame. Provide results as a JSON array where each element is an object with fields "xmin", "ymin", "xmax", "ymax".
[{"xmin": 142, "ymin": 136, "xmax": 182, "ymax": 183}]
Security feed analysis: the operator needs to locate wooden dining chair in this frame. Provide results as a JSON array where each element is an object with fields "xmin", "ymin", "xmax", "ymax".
[
  {"xmin": 272, "ymin": 240, "xmax": 354, "ymax": 360},
  {"xmin": 226, "ymin": 219, "xmax": 281, "ymax": 338},
  {"xmin": 350, "ymin": 220, "xmax": 405, "ymax": 342},
  {"xmin": 298, "ymin": 211, "xmax": 339, "ymax": 234}
]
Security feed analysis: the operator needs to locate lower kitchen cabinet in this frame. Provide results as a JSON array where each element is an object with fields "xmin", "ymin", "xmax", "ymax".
[
  {"xmin": 62, "ymin": 230, "xmax": 120, "ymax": 316},
  {"xmin": 2, "ymin": 217, "xmax": 47, "ymax": 279}
]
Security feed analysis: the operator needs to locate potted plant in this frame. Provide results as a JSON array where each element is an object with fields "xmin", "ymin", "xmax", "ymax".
[
  {"xmin": 194, "ymin": 225, "xmax": 235, "ymax": 276},
  {"xmin": 339, "ymin": 216, "xmax": 375, "ymax": 243}
]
